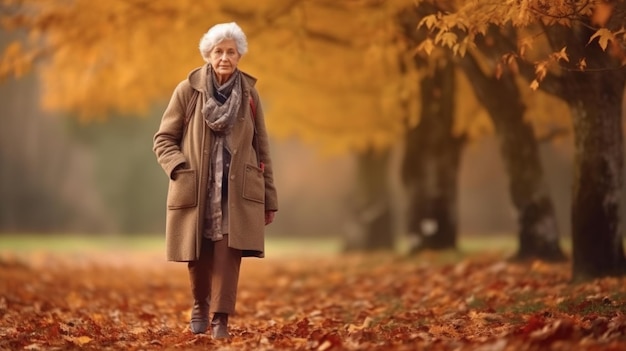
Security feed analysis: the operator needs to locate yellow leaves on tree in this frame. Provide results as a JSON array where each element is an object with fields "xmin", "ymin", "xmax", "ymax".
[
  {"xmin": 0, "ymin": 41, "xmax": 32, "ymax": 78},
  {"xmin": 4, "ymin": 0, "xmax": 608, "ymax": 151},
  {"xmin": 241, "ymin": 1, "xmax": 428, "ymax": 153},
  {"xmin": 415, "ymin": 0, "xmax": 625, "ymax": 75},
  {"xmin": 1, "ymin": 0, "xmax": 418, "ymax": 153},
  {"xmin": 529, "ymin": 47, "xmax": 568, "ymax": 91},
  {"xmin": 1, "ymin": 0, "xmax": 223, "ymax": 118},
  {"xmin": 246, "ymin": 1, "xmax": 415, "ymax": 153}
]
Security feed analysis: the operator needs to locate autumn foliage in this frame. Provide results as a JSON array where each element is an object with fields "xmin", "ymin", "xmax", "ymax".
[
  {"xmin": 2, "ymin": 250, "xmax": 626, "ymax": 350},
  {"xmin": 0, "ymin": 0, "xmax": 414, "ymax": 152}
]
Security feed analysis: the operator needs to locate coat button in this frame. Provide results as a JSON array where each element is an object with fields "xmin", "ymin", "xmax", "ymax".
[{"xmin": 230, "ymin": 175, "xmax": 235, "ymax": 180}]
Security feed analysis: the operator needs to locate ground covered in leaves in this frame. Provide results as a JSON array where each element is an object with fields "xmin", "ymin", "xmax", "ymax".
[{"xmin": 1, "ymin": 248, "xmax": 626, "ymax": 350}]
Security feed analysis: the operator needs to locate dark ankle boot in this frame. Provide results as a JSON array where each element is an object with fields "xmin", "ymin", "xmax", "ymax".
[
  {"xmin": 211, "ymin": 313, "xmax": 229, "ymax": 339},
  {"xmin": 189, "ymin": 298, "xmax": 210, "ymax": 334}
]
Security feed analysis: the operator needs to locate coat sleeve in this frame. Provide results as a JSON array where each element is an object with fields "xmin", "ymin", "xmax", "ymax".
[
  {"xmin": 251, "ymin": 91, "xmax": 278, "ymax": 212},
  {"xmin": 153, "ymin": 81, "xmax": 189, "ymax": 179}
]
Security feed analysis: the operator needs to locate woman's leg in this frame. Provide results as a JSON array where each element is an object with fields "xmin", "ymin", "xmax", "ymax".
[
  {"xmin": 209, "ymin": 235, "xmax": 242, "ymax": 338},
  {"xmin": 187, "ymin": 238, "xmax": 212, "ymax": 334}
]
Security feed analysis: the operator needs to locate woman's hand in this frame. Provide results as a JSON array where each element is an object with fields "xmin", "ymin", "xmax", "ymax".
[{"xmin": 265, "ymin": 211, "xmax": 276, "ymax": 225}]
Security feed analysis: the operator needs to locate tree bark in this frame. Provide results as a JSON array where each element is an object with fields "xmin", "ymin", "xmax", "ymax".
[
  {"xmin": 402, "ymin": 62, "xmax": 464, "ymax": 253},
  {"xmin": 343, "ymin": 148, "xmax": 394, "ymax": 251},
  {"xmin": 553, "ymin": 7, "xmax": 626, "ymax": 279},
  {"xmin": 459, "ymin": 53, "xmax": 566, "ymax": 262},
  {"xmin": 566, "ymin": 71, "xmax": 626, "ymax": 280}
]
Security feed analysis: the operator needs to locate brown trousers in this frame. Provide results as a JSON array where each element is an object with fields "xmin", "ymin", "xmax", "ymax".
[{"xmin": 188, "ymin": 236, "xmax": 242, "ymax": 315}]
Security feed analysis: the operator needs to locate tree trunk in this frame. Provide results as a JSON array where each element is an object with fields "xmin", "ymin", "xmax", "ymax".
[
  {"xmin": 541, "ymin": 6, "xmax": 626, "ymax": 280},
  {"xmin": 402, "ymin": 62, "xmax": 464, "ymax": 253},
  {"xmin": 566, "ymin": 72, "xmax": 626, "ymax": 280},
  {"xmin": 459, "ymin": 54, "xmax": 566, "ymax": 262},
  {"xmin": 343, "ymin": 148, "xmax": 394, "ymax": 251}
]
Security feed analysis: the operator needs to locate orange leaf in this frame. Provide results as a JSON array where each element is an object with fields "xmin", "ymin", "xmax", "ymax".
[
  {"xmin": 530, "ymin": 79, "xmax": 540, "ymax": 91},
  {"xmin": 63, "ymin": 335, "xmax": 93, "ymax": 346},
  {"xmin": 552, "ymin": 47, "xmax": 569, "ymax": 63},
  {"xmin": 588, "ymin": 28, "xmax": 614, "ymax": 51},
  {"xmin": 416, "ymin": 38, "xmax": 435, "ymax": 56}
]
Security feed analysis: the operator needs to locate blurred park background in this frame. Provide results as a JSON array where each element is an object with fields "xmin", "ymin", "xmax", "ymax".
[{"xmin": 0, "ymin": 1, "xmax": 625, "ymax": 272}]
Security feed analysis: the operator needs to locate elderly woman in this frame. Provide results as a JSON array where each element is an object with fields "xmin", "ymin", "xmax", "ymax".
[{"xmin": 153, "ymin": 22, "xmax": 278, "ymax": 339}]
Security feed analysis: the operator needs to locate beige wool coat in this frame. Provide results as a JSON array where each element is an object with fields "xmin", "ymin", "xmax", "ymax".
[{"xmin": 153, "ymin": 64, "xmax": 278, "ymax": 261}]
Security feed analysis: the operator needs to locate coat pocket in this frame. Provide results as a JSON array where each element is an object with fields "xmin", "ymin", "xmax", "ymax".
[
  {"xmin": 167, "ymin": 169, "xmax": 197, "ymax": 209},
  {"xmin": 242, "ymin": 163, "xmax": 265, "ymax": 204}
]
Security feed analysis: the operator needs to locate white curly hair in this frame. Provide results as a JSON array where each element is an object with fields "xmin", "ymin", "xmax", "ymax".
[{"xmin": 199, "ymin": 22, "xmax": 248, "ymax": 62}]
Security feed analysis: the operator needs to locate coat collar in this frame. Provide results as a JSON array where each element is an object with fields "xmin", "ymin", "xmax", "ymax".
[{"xmin": 188, "ymin": 63, "xmax": 257, "ymax": 93}]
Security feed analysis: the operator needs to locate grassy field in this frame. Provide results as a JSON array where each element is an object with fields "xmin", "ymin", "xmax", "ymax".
[
  {"xmin": 0, "ymin": 234, "xmax": 341, "ymax": 256},
  {"xmin": 0, "ymin": 232, "xmax": 562, "ymax": 259}
]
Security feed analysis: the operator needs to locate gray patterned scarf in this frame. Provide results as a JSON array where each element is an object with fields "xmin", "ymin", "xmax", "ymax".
[{"xmin": 202, "ymin": 68, "xmax": 242, "ymax": 240}]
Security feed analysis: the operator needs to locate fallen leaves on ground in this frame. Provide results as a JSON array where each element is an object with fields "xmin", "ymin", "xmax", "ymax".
[{"xmin": 1, "ymin": 250, "xmax": 626, "ymax": 350}]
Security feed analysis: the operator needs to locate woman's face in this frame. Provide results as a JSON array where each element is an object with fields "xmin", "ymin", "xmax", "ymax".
[{"xmin": 210, "ymin": 39, "xmax": 241, "ymax": 84}]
